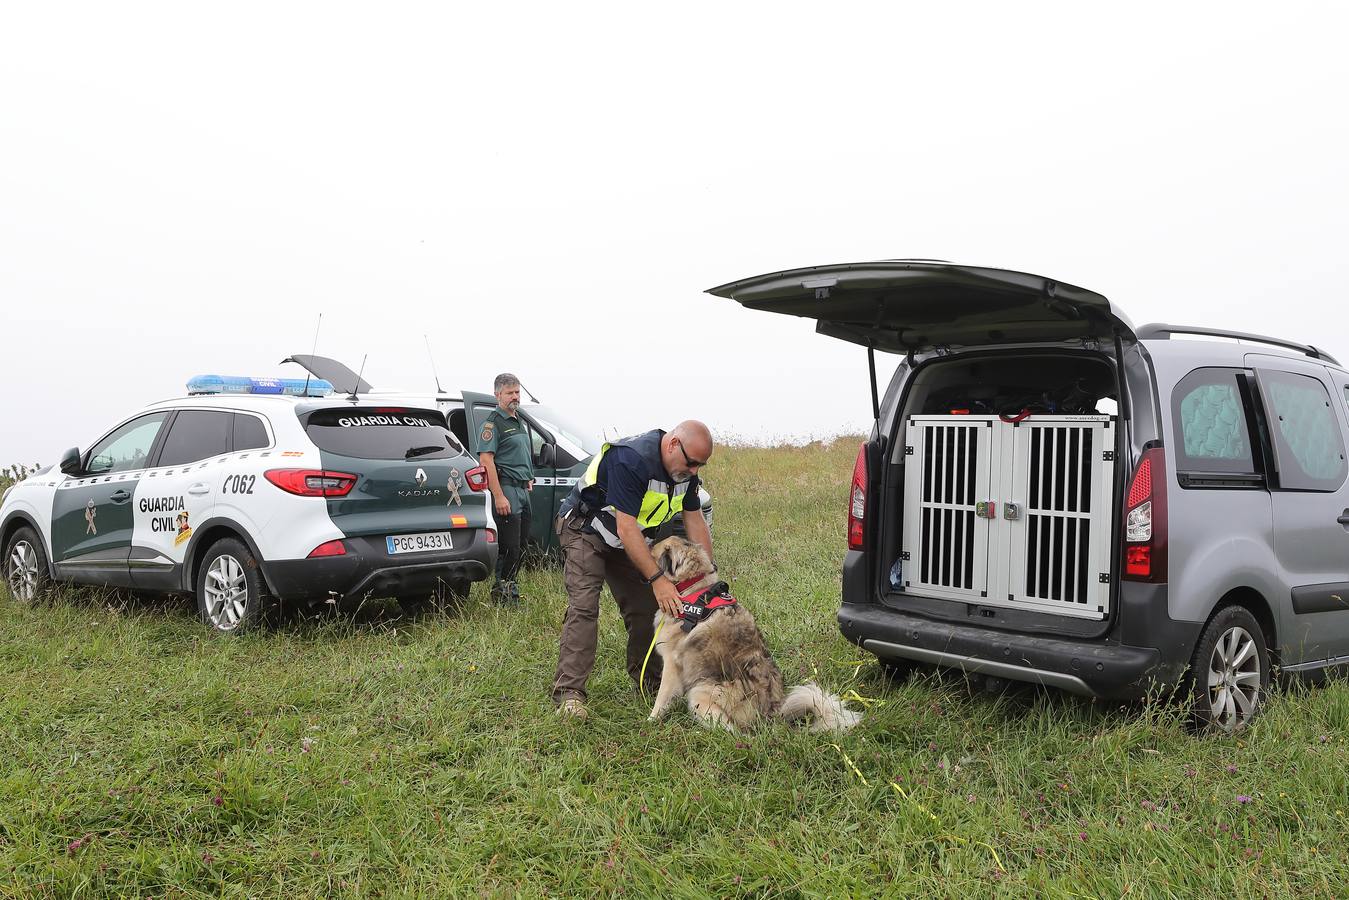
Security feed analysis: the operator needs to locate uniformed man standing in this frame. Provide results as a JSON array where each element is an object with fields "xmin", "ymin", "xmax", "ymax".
[
  {"xmin": 477, "ymin": 373, "xmax": 535, "ymax": 605},
  {"xmin": 551, "ymin": 420, "xmax": 714, "ymax": 719}
]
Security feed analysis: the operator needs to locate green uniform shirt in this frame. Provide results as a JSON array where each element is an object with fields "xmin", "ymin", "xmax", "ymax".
[{"xmin": 477, "ymin": 408, "xmax": 535, "ymax": 485}]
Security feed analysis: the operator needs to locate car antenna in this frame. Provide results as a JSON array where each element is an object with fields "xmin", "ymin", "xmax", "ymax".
[
  {"xmin": 347, "ymin": 354, "xmax": 367, "ymax": 402},
  {"xmin": 518, "ymin": 380, "xmax": 540, "ymax": 403},
  {"xmin": 423, "ymin": 334, "xmax": 445, "ymax": 394},
  {"xmin": 302, "ymin": 312, "xmax": 322, "ymax": 397}
]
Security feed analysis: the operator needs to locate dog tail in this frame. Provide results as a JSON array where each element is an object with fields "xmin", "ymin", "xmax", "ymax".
[{"xmin": 777, "ymin": 683, "xmax": 862, "ymax": 732}]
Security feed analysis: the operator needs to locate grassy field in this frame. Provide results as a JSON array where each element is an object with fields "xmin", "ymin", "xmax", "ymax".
[{"xmin": 2, "ymin": 440, "xmax": 1348, "ymax": 897}]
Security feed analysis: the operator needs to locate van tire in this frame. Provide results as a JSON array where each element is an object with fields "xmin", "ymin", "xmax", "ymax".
[
  {"xmin": 877, "ymin": 656, "xmax": 916, "ymax": 683},
  {"xmin": 196, "ymin": 538, "xmax": 271, "ymax": 633},
  {"xmin": 1185, "ymin": 606, "xmax": 1270, "ymax": 733}
]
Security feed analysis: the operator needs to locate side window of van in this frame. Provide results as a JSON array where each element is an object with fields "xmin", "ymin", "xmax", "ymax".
[
  {"xmin": 1171, "ymin": 368, "xmax": 1258, "ymax": 481},
  {"xmin": 1258, "ymin": 370, "xmax": 1347, "ymax": 491}
]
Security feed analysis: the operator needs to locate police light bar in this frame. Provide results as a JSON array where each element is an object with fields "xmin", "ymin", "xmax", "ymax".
[{"xmin": 187, "ymin": 375, "xmax": 334, "ymax": 397}]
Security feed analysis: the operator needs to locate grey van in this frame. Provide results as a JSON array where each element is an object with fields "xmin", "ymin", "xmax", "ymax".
[{"xmin": 711, "ymin": 261, "xmax": 1349, "ymax": 730}]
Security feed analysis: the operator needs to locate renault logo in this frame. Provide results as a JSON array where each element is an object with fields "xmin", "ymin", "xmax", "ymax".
[{"xmin": 414, "ymin": 468, "xmax": 427, "ymax": 488}]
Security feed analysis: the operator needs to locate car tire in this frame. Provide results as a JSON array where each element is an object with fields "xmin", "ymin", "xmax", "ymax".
[
  {"xmin": 4, "ymin": 526, "xmax": 51, "ymax": 604},
  {"xmin": 427, "ymin": 577, "xmax": 472, "ymax": 611},
  {"xmin": 1185, "ymin": 605, "xmax": 1270, "ymax": 733},
  {"xmin": 196, "ymin": 537, "xmax": 271, "ymax": 634},
  {"xmin": 397, "ymin": 592, "xmax": 433, "ymax": 616}
]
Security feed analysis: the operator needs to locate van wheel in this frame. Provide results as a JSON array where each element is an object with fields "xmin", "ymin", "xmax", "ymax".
[
  {"xmin": 196, "ymin": 538, "xmax": 270, "ymax": 633},
  {"xmin": 4, "ymin": 526, "xmax": 50, "ymax": 604},
  {"xmin": 1186, "ymin": 606, "xmax": 1269, "ymax": 732},
  {"xmin": 877, "ymin": 656, "xmax": 915, "ymax": 683}
]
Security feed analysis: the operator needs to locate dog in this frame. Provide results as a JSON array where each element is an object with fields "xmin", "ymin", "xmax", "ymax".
[{"xmin": 645, "ymin": 536, "xmax": 861, "ymax": 732}]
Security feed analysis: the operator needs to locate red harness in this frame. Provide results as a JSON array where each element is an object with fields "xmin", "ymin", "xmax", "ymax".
[{"xmin": 674, "ymin": 575, "xmax": 738, "ymax": 632}]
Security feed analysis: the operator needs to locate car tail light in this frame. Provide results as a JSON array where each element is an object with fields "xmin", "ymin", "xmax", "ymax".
[
  {"xmin": 307, "ymin": 540, "xmax": 347, "ymax": 558},
  {"xmin": 847, "ymin": 443, "xmax": 867, "ymax": 551},
  {"xmin": 264, "ymin": 469, "xmax": 358, "ymax": 497},
  {"xmin": 485, "ymin": 528, "xmax": 497, "ymax": 544},
  {"xmin": 1123, "ymin": 446, "xmax": 1167, "ymax": 582},
  {"xmin": 465, "ymin": 466, "xmax": 489, "ymax": 492}
]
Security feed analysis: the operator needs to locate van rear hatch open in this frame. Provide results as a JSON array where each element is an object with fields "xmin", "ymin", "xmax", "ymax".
[{"xmin": 706, "ymin": 260, "xmax": 1136, "ymax": 352}]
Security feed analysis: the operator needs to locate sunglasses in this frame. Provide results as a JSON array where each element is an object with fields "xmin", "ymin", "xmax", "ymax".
[{"xmin": 675, "ymin": 440, "xmax": 708, "ymax": 470}]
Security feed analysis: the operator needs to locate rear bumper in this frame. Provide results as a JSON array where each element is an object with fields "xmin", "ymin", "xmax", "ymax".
[
  {"xmin": 838, "ymin": 602, "xmax": 1177, "ymax": 700},
  {"xmin": 261, "ymin": 528, "xmax": 496, "ymax": 602}
]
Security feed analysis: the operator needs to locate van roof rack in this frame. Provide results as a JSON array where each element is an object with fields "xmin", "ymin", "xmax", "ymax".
[{"xmin": 1136, "ymin": 323, "xmax": 1340, "ymax": 366}]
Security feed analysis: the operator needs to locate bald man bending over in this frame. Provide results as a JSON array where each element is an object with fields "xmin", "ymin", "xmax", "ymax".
[{"xmin": 551, "ymin": 421, "xmax": 714, "ymax": 719}]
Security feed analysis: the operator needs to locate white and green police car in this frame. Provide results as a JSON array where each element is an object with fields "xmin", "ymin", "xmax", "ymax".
[{"xmin": 0, "ymin": 375, "xmax": 498, "ymax": 631}]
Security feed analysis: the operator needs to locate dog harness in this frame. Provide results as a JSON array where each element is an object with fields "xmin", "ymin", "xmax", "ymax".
[{"xmin": 674, "ymin": 576, "xmax": 738, "ymax": 633}]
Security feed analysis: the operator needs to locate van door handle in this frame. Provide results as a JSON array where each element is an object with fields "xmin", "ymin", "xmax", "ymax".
[
  {"xmin": 1338, "ymin": 511, "xmax": 1349, "ymax": 527},
  {"xmin": 188, "ymin": 483, "xmax": 210, "ymax": 496},
  {"xmin": 109, "ymin": 489, "xmax": 131, "ymax": 504}
]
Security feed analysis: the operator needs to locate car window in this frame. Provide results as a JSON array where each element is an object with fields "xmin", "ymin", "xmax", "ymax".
[
  {"xmin": 1259, "ymin": 369, "xmax": 1347, "ymax": 491},
  {"xmin": 445, "ymin": 408, "xmax": 471, "ymax": 450},
  {"xmin": 526, "ymin": 420, "xmax": 547, "ymax": 463},
  {"xmin": 86, "ymin": 412, "xmax": 170, "ymax": 476},
  {"xmin": 1171, "ymin": 368, "xmax": 1256, "ymax": 475},
  {"xmin": 303, "ymin": 408, "xmax": 463, "ymax": 460},
  {"xmin": 232, "ymin": 414, "xmax": 270, "ymax": 452},
  {"xmin": 157, "ymin": 410, "xmax": 235, "ymax": 467}
]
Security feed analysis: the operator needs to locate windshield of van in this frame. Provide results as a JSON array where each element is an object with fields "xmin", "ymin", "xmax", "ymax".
[{"xmin": 525, "ymin": 405, "xmax": 603, "ymax": 456}]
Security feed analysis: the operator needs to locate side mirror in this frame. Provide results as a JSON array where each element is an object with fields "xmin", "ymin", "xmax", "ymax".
[
  {"xmin": 539, "ymin": 442, "xmax": 557, "ymax": 468},
  {"xmin": 59, "ymin": 447, "xmax": 82, "ymax": 476}
]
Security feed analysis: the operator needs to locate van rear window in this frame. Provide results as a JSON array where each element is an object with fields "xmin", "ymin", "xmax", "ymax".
[{"xmin": 302, "ymin": 408, "xmax": 464, "ymax": 460}]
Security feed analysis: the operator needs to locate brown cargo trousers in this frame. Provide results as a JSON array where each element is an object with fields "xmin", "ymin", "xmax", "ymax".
[{"xmin": 552, "ymin": 514, "xmax": 662, "ymax": 702}]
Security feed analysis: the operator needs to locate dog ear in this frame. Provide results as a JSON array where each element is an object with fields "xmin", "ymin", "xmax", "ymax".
[{"xmin": 656, "ymin": 546, "xmax": 674, "ymax": 578}]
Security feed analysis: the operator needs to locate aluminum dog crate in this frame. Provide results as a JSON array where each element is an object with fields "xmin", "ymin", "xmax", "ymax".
[{"xmin": 901, "ymin": 415, "xmax": 1116, "ymax": 619}]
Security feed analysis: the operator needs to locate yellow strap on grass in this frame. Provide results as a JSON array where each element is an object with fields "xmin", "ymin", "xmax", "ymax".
[{"xmin": 639, "ymin": 619, "xmax": 665, "ymax": 705}]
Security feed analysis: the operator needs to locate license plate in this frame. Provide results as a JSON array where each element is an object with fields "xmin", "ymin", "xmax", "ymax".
[{"xmin": 385, "ymin": 531, "xmax": 454, "ymax": 555}]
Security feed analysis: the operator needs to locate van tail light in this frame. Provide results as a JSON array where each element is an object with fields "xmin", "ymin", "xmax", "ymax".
[
  {"xmin": 847, "ymin": 443, "xmax": 867, "ymax": 551},
  {"xmin": 1123, "ymin": 446, "xmax": 1167, "ymax": 582},
  {"xmin": 307, "ymin": 540, "xmax": 347, "ymax": 558},
  {"xmin": 465, "ymin": 466, "xmax": 489, "ymax": 492},
  {"xmin": 265, "ymin": 469, "xmax": 358, "ymax": 497},
  {"xmin": 485, "ymin": 528, "xmax": 497, "ymax": 544}
]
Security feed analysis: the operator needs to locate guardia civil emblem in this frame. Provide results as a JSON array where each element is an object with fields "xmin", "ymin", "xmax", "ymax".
[
  {"xmin": 84, "ymin": 500, "xmax": 97, "ymax": 535},
  {"xmin": 447, "ymin": 468, "xmax": 463, "ymax": 507}
]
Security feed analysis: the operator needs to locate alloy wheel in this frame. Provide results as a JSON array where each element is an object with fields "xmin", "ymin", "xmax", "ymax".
[
  {"xmin": 204, "ymin": 554, "xmax": 248, "ymax": 630},
  {"xmin": 1206, "ymin": 626, "xmax": 1262, "ymax": 730}
]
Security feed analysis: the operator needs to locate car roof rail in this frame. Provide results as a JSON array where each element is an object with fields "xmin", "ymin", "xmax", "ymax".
[{"xmin": 1136, "ymin": 323, "xmax": 1340, "ymax": 366}]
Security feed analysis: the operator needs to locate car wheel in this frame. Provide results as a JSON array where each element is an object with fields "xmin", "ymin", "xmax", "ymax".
[
  {"xmin": 4, "ymin": 526, "xmax": 50, "ymax": 604},
  {"xmin": 431, "ymin": 577, "xmax": 471, "ymax": 608},
  {"xmin": 397, "ymin": 592, "xmax": 433, "ymax": 616},
  {"xmin": 1186, "ymin": 606, "xmax": 1270, "ymax": 733},
  {"xmin": 196, "ymin": 538, "xmax": 271, "ymax": 633}
]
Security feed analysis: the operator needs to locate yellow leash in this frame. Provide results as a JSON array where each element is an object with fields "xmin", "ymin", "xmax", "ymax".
[{"xmin": 639, "ymin": 619, "xmax": 665, "ymax": 704}]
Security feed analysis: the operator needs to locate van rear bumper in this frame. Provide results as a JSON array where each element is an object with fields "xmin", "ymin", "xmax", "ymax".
[{"xmin": 838, "ymin": 603, "xmax": 1176, "ymax": 700}]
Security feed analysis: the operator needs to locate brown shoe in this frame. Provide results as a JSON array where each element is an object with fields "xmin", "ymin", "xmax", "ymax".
[{"xmin": 555, "ymin": 695, "xmax": 588, "ymax": 720}]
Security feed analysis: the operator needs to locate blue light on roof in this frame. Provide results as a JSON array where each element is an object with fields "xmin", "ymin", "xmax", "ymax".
[{"xmin": 188, "ymin": 375, "xmax": 334, "ymax": 397}]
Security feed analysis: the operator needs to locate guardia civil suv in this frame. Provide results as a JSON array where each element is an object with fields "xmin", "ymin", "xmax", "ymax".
[
  {"xmin": 713, "ymin": 260, "xmax": 1349, "ymax": 730},
  {"xmin": 1, "ymin": 376, "xmax": 498, "ymax": 631}
]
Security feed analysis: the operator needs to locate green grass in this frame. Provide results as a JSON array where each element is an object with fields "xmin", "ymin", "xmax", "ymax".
[{"xmin": 2, "ymin": 440, "xmax": 1349, "ymax": 897}]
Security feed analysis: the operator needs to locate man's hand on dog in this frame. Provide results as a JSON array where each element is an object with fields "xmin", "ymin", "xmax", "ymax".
[{"xmin": 652, "ymin": 577, "xmax": 682, "ymax": 618}]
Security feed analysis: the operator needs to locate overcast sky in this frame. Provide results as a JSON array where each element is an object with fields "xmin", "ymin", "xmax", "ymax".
[{"xmin": 3, "ymin": 3, "xmax": 1347, "ymax": 466}]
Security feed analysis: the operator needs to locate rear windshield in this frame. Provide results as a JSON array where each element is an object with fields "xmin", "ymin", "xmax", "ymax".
[{"xmin": 302, "ymin": 408, "xmax": 465, "ymax": 460}]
